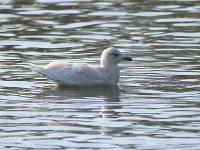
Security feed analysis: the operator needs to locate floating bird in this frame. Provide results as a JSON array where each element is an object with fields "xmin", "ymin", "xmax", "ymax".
[{"xmin": 32, "ymin": 47, "xmax": 132, "ymax": 86}]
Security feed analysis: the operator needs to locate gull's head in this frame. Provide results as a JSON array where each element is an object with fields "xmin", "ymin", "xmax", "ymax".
[{"xmin": 101, "ymin": 47, "xmax": 132, "ymax": 67}]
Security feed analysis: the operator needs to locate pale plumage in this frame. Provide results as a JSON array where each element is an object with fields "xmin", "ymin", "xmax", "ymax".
[{"xmin": 32, "ymin": 47, "xmax": 132, "ymax": 86}]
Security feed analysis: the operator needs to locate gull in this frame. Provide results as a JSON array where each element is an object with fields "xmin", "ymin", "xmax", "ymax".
[{"xmin": 32, "ymin": 47, "xmax": 132, "ymax": 86}]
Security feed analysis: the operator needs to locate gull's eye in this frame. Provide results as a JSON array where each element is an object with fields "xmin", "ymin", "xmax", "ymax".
[{"xmin": 113, "ymin": 53, "xmax": 118, "ymax": 57}]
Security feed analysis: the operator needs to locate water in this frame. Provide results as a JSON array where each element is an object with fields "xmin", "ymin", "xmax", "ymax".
[{"xmin": 0, "ymin": 0, "xmax": 200, "ymax": 149}]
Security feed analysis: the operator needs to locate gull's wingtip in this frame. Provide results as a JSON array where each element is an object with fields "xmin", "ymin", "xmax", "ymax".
[{"xmin": 30, "ymin": 64, "xmax": 45, "ymax": 73}]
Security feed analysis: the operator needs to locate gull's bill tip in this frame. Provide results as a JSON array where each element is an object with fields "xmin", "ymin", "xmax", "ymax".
[{"xmin": 122, "ymin": 57, "xmax": 132, "ymax": 61}]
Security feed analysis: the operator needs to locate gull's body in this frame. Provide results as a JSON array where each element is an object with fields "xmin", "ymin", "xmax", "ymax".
[{"xmin": 33, "ymin": 47, "xmax": 132, "ymax": 86}]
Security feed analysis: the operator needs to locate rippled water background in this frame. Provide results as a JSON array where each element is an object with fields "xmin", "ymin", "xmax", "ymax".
[{"xmin": 0, "ymin": 0, "xmax": 200, "ymax": 149}]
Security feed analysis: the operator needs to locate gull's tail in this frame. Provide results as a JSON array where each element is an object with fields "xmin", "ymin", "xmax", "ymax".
[
  {"xmin": 31, "ymin": 64, "xmax": 47, "ymax": 75},
  {"xmin": 31, "ymin": 64, "xmax": 59, "ymax": 84}
]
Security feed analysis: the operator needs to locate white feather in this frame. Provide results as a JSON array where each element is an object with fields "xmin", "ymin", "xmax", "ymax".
[{"xmin": 32, "ymin": 47, "xmax": 132, "ymax": 86}]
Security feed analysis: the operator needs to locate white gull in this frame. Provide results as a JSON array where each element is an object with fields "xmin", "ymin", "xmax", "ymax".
[{"xmin": 32, "ymin": 47, "xmax": 132, "ymax": 86}]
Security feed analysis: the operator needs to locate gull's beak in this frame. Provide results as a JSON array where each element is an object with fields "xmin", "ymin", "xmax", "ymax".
[{"xmin": 122, "ymin": 56, "xmax": 133, "ymax": 61}]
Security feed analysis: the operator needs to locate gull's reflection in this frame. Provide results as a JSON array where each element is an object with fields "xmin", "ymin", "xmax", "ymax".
[
  {"xmin": 43, "ymin": 86, "xmax": 120, "ymax": 102},
  {"xmin": 43, "ymin": 86, "xmax": 122, "ymax": 118},
  {"xmin": 43, "ymin": 86, "xmax": 123, "ymax": 136}
]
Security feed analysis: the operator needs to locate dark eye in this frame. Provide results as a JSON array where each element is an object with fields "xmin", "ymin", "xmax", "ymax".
[{"xmin": 113, "ymin": 53, "xmax": 118, "ymax": 57}]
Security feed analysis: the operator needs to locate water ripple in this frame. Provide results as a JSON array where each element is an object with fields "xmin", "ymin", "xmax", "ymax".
[{"xmin": 0, "ymin": 0, "xmax": 200, "ymax": 149}]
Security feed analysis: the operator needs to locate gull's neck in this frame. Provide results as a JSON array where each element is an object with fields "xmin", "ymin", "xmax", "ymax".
[{"xmin": 101, "ymin": 63, "xmax": 120, "ymax": 84}]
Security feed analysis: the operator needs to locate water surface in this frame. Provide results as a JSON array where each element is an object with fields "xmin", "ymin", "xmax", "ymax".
[{"xmin": 0, "ymin": 0, "xmax": 200, "ymax": 149}]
